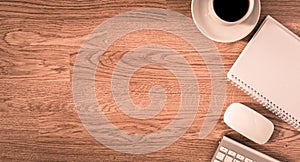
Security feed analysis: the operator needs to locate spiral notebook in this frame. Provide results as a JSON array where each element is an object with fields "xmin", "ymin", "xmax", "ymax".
[{"xmin": 227, "ymin": 16, "xmax": 300, "ymax": 130}]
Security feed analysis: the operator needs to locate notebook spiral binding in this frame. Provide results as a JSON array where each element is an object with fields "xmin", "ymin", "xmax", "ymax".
[{"xmin": 228, "ymin": 74, "xmax": 300, "ymax": 131}]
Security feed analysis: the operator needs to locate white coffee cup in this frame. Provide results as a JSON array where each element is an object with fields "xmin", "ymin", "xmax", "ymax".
[{"xmin": 208, "ymin": 0, "xmax": 255, "ymax": 25}]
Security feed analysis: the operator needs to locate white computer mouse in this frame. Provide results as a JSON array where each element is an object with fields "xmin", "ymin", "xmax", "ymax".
[{"xmin": 224, "ymin": 103, "xmax": 274, "ymax": 144}]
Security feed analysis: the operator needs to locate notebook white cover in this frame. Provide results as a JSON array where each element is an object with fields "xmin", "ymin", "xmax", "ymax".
[{"xmin": 227, "ymin": 15, "xmax": 300, "ymax": 129}]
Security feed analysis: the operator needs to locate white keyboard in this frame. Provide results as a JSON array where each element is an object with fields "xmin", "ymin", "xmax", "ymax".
[{"xmin": 211, "ymin": 136, "xmax": 280, "ymax": 162}]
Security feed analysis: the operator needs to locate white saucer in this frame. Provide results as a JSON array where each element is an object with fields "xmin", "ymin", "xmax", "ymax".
[{"xmin": 191, "ymin": 0, "xmax": 261, "ymax": 43}]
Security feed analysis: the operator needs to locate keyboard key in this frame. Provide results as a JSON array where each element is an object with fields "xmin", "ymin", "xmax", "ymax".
[
  {"xmin": 213, "ymin": 160, "xmax": 220, "ymax": 162},
  {"xmin": 245, "ymin": 158, "xmax": 253, "ymax": 162},
  {"xmin": 224, "ymin": 155, "xmax": 233, "ymax": 162},
  {"xmin": 233, "ymin": 160, "xmax": 241, "ymax": 162},
  {"xmin": 216, "ymin": 152, "xmax": 225, "ymax": 161},
  {"xmin": 228, "ymin": 150, "xmax": 236, "ymax": 157},
  {"xmin": 220, "ymin": 146, "xmax": 228, "ymax": 153},
  {"xmin": 236, "ymin": 154, "xmax": 245, "ymax": 160}
]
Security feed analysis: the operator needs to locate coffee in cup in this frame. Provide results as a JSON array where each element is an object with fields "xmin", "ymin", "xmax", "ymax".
[{"xmin": 209, "ymin": 0, "xmax": 254, "ymax": 25}]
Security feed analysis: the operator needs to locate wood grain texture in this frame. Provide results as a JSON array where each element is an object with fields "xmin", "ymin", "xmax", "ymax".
[{"xmin": 0, "ymin": 0, "xmax": 300, "ymax": 161}]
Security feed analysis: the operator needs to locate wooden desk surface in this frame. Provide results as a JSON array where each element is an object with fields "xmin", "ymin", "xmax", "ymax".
[{"xmin": 0, "ymin": 0, "xmax": 299, "ymax": 161}]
